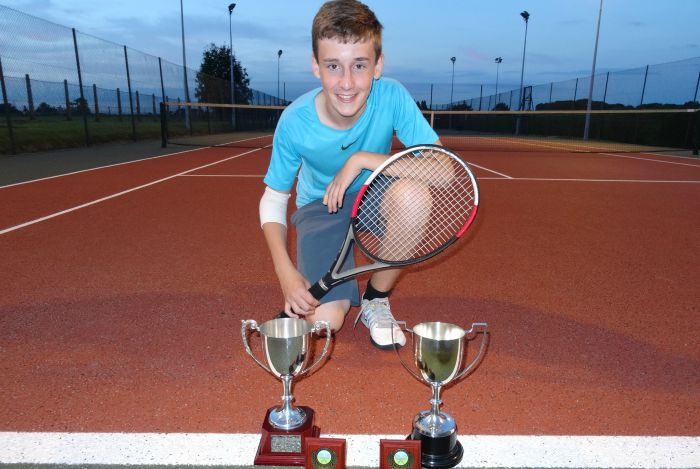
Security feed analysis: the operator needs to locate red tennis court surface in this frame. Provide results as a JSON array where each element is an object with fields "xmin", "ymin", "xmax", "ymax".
[{"xmin": 1, "ymin": 144, "xmax": 698, "ymax": 467}]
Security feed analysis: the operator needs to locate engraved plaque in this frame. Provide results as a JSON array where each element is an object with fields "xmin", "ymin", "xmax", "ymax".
[{"xmin": 271, "ymin": 434, "xmax": 302, "ymax": 453}]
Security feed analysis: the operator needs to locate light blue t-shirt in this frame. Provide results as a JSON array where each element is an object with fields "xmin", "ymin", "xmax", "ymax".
[{"xmin": 263, "ymin": 77, "xmax": 438, "ymax": 208}]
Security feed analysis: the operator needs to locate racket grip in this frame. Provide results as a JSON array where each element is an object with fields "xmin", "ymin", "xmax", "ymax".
[{"xmin": 308, "ymin": 281, "xmax": 330, "ymax": 300}]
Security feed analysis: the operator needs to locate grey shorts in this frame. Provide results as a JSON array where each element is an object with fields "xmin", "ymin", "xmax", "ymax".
[{"xmin": 291, "ymin": 191, "xmax": 361, "ymax": 307}]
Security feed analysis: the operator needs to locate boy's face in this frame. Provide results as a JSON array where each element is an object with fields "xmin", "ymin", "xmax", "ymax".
[{"xmin": 312, "ymin": 37, "xmax": 384, "ymax": 129}]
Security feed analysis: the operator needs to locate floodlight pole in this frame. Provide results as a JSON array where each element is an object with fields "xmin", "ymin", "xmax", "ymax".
[
  {"xmin": 518, "ymin": 11, "xmax": 529, "ymax": 111},
  {"xmin": 495, "ymin": 57, "xmax": 502, "ymax": 109},
  {"xmin": 277, "ymin": 49, "xmax": 283, "ymax": 103},
  {"xmin": 228, "ymin": 3, "xmax": 236, "ymax": 128},
  {"xmin": 180, "ymin": 0, "xmax": 190, "ymax": 129},
  {"xmin": 450, "ymin": 56, "xmax": 456, "ymax": 109},
  {"xmin": 516, "ymin": 11, "xmax": 529, "ymax": 135},
  {"xmin": 584, "ymin": 0, "xmax": 604, "ymax": 140}
]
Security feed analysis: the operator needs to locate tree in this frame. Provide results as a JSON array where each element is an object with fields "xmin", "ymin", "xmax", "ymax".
[{"xmin": 195, "ymin": 43, "xmax": 252, "ymax": 105}]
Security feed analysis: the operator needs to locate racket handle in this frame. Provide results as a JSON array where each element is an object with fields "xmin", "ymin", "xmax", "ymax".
[{"xmin": 308, "ymin": 281, "xmax": 330, "ymax": 300}]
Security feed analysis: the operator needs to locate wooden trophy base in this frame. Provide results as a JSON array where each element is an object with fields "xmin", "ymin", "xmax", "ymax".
[
  {"xmin": 305, "ymin": 437, "xmax": 346, "ymax": 469},
  {"xmin": 255, "ymin": 406, "xmax": 320, "ymax": 466},
  {"xmin": 380, "ymin": 439, "xmax": 421, "ymax": 469}
]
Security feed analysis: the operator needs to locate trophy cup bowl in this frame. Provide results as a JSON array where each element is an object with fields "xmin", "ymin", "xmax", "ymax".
[
  {"xmin": 242, "ymin": 317, "xmax": 332, "ymax": 465},
  {"xmin": 394, "ymin": 321, "xmax": 488, "ymax": 469}
]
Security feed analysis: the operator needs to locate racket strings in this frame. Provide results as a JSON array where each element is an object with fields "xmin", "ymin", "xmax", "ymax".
[{"xmin": 355, "ymin": 148, "xmax": 476, "ymax": 263}]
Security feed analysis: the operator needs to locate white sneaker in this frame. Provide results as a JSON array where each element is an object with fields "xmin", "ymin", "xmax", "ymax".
[{"xmin": 354, "ymin": 297, "xmax": 406, "ymax": 350}]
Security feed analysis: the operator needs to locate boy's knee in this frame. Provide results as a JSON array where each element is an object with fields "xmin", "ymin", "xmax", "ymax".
[{"xmin": 308, "ymin": 302, "xmax": 349, "ymax": 332}]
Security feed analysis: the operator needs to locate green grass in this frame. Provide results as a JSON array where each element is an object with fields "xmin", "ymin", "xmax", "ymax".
[{"xmin": 0, "ymin": 114, "xmax": 162, "ymax": 154}]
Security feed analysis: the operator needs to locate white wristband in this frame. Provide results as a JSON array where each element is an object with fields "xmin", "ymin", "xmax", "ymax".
[{"xmin": 259, "ymin": 186, "xmax": 291, "ymax": 227}]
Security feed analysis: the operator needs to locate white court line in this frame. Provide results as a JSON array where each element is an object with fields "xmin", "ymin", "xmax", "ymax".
[
  {"xmin": 0, "ymin": 432, "xmax": 697, "ymax": 468},
  {"xmin": 0, "ymin": 147, "xmax": 202, "ymax": 190},
  {"xmin": 179, "ymin": 174, "xmax": 265, "ymax": 177},
  {"xmin": 478, "ymin": 177, "xmax": 700, "ymax": 183},
  {"xmin": 0, "ymin": 135, "xmax": 273, "ymax": 190},
  {"xmin": 0, "ymin": 147, "xmax": 266, "ymax": 236},
  {"xmin": 181, "ymin": 174, "xmax": 700, "ymax": 184},
  {"xmin": 601, "ymin": 152, "xmax": 700, "ymax": 167},
  {"xmin": 463, "ymin": 161, "xmax": 513, "ymax": 179},
  {"xmin": 641, "ymin": 152, "xmax": 700, "ymax": 161}
]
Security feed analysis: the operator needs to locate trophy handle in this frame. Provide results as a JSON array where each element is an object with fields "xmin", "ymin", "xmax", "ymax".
[
  {"xmin": 453, "ymin": 322, "xmax": 489, "ymax": 382},
  {"xmin": 241, "ymin": 319, "xmax": 272, "ymax": 374},
  {"xmin": 392, "ymin": 321, "xmax": 425, "ymax": 384},
  {"xmin": 298, "ymin": 320, "xmax": 332, "ymax": 377}
]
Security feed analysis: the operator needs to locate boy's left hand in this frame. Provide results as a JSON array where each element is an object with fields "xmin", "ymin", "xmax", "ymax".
[{"xmin": 323, "ymin": 155, "xmax": 362, "ymax": 213}]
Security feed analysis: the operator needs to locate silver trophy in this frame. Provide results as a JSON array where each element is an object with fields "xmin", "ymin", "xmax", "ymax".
[
  {"xmin": 242, "ymin": 318, "xmax": 331, "ymax": 465},
  {"xmin": 394, "ymin": 321, "xmax": 489, "ymax": 469}
]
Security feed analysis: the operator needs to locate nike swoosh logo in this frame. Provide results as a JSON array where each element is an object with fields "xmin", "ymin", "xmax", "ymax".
[{"xmin": 341, "ymin": 138, "xmax": 359, "ymax": 151}]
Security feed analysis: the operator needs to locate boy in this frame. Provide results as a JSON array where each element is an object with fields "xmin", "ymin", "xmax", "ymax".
[{"xmin": 259, "ymin": 0, "xmax": 440, "ymax": 349}]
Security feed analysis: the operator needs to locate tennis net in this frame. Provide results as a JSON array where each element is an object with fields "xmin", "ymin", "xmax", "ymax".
[
  {"xmin": 160, "ymin": 102, "xmax": 279, "ymax": 149},
  {"xmin": 424, "ymin": 108, "xmax": 700, "ymax": 153},
  {"xmin": 160, "ymin": 102, "xmax": 700, "ymax": 154}
]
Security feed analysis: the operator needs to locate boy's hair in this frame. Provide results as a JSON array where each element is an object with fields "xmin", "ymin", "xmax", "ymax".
[{"xmin": 312, "ymin": 0, "xmax": 383, "ymax": 61}]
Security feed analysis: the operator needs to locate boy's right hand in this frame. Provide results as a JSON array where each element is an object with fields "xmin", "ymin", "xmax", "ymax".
[{"xmin": 279, "ymin": 267, "xmax": 320, "ymax": 317}]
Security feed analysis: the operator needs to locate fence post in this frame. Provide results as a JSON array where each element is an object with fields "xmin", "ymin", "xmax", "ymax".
[
  {"xmin": 25, "ymin": 74, "xmax": 35, "ymax": 120},
  {"xmin": 92, "ymin": 84, "xmax": 100, "ymax": 122},
  {"xmin": 692, "ymin": 109, "xmax": 699, "ymax": 156},
  {"xmin": 152, "ymin": 94, "xmax": 157, "ymax": 121},
  {"xmin": 478, "ymin": 84, "xmax": 483, "ymax": 111},
  {"xmin": 72, "ymin": 28, "xmax": 90, "ymax": 146},
  {"xmin": 123, "ymin": 45, "xmax": 136, "ymax": 140},
  {"xmin": 158, "ymin": 57, "xmax": 166, "ymax": 105},
  {"xmin": 639, "ymin": 65, "xmax": 649, "ymax": 108},
  {"xmin": 573, "ymin": 78, "xmax": 579, "ymax": 109},
  {"xmin": 136, "ymin": 90, "xmax": 141, "ymax": 122},
  {"xmin": 0, "ymin": 55, "xmax": 16, "ymax": 154},
  {"xmin": 429, "ymin": 84, "xmax": 433, "ymax": 110},
  {"xmin": 160, "ymin": 101, "xmax": 167, "ymax": 148},
  {"xmin": 117, "ymin": 88, "xmax": 122, "ymax": 121},
  {"xmin": 64, "ymin": 79, "xmax": 71, "ymax": 120},
  {"xmin": 603, "ymin": 71, "xmax": 610, "ymax": 108},
  {"xmin": 693, "ymin": 71, "xmax": 699, "ymax": 106}
]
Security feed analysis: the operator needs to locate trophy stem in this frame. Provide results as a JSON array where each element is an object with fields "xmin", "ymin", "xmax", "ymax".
[
  {"xmin": 281, "ymin": 374, "xmax": 294, "ymax": 412},
  {"xmin": 268, "ymin": 374, "xmax": 307, "ymax": 430},
  {"xmin": 429, "ymin": 383, "xmax": 443, "ymax": 419}
]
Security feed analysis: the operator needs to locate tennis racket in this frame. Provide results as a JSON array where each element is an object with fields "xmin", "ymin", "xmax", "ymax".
[{"xmin": 307, "ymin": 144, "xmax": 479, "ymax": 300}]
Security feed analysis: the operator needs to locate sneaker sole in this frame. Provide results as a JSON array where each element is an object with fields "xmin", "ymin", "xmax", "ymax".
[{"xmin": 370, "ymin": 337, "xmax": 404, "ymax": 351}]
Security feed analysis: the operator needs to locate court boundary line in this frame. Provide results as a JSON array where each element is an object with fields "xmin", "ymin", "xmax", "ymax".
[
  {"xmin": 177, "ymin": 173, "xmax": 700, "ymax": 184},
  {"xmin": 0, "ymin": 135, "xmax": 273, "ymax": 190},
  {"xmin": 0, "ymin": 432, "xmax": 697, "ymax": 468},
  {"xmin": 463, "ymin": 161, "xmax": 513, "ymax": 179},
  {"xmin": 0, "ymin": 147, "xmax": 202, "ymax": 190},
  {"xmin": 0, "ymin": 147, "xmax": 266, "ymax": 236},
  {"xmin": 478, "ymin": 177, "xmax": 700, "ymax": 183},
  {"xmin": 601, "ymin": 152, "xmax": 700, "ymax": 167}
]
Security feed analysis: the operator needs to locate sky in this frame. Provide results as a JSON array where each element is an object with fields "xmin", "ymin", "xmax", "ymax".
[{"xmin": 1, "ymin": 0, "xmax": 699, "ymax": 104}]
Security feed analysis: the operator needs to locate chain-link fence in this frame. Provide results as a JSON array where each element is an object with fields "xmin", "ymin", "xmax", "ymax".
[
  {"xmin": 426, "ymin": 56, "xmax": 700, "ymax": 111},
  {"xmin": 0, "ymin": 5, "xmax": 285, "ymax": 154},
  {"xmin": 2, "ymin": 4, "xmax": 699, "ymax": 154}
]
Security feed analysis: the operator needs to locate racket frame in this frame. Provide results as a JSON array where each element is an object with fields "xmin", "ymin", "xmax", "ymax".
[{"xmin": 309, "ymin": 144, "xmax": 479, "ymax": 299}]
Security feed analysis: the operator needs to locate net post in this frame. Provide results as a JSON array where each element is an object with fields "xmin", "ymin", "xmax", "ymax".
[{"xmin": 160, "ymin": 101, "xmax": 167, "ymax": 148}]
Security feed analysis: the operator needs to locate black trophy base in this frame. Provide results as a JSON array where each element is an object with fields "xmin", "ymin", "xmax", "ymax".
[{"xmin": 408, "ymin": 428, "xmax": 463, "ymax": 469}]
